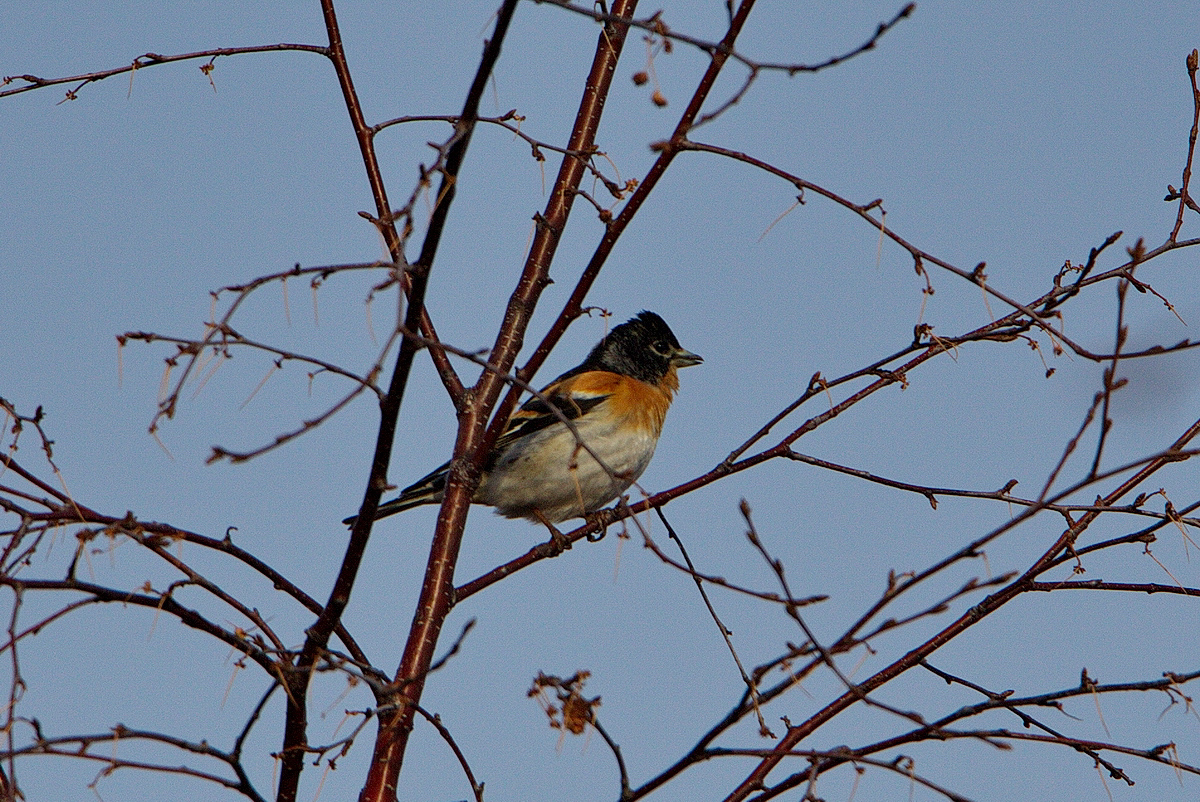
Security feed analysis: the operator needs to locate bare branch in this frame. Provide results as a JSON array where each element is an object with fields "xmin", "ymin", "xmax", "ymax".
[{"xmin": 1, "ymin": 44, "xmax": 326, "ymax": 100}]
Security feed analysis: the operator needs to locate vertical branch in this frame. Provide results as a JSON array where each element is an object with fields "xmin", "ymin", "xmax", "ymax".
[
  {"xmin": 3, "ymin": 587, "xmax": 22, "ymax": 802},
  {"xmin": 351, "ymin": 0, "xmax": 530, "ymax": 800},
  {"xmin": 358, "ymin": 4, "xmax": 640, "ymax": 800},
  {"xmin": 275, "ymin": 3, "xmax": 520, "ymax": 801},
  {"xmin": 1169, "ymin": 49, "xmax": 1199, "ymax": 243},
  {"xmin": 1088, "ymin": 267, "xmax": 1132, "ymax": 479}
]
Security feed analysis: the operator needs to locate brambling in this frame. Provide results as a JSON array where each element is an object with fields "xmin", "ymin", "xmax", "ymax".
[{"xmin": 345, "ymin": 311, "xmax": 701, "ymax": 530}]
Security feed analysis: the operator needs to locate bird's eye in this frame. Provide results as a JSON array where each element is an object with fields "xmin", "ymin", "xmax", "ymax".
[{"xmin": 650, "ymin": 339, "xmax": 671, "ymax": 355}]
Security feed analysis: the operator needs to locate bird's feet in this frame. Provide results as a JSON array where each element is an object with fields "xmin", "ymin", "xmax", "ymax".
[
  {"xmin": 583, "ymin": 509, "xmax": 610, "ymax": 542},
  {"xmin": 533, "ymin": 511, "xmax": 572, "ymax": 557}
]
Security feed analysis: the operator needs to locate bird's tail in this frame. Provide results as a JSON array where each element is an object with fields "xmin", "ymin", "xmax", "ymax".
[{"xmin": 341, "ymin": 464, "xmax": 448, "ymax": 527}]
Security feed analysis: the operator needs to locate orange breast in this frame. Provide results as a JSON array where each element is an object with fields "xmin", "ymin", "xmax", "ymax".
[{"xmin": 569, "ymin": 369, "xmax": 677, "ymax": 437}]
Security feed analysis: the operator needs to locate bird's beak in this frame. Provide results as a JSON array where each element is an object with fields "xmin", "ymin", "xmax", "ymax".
[{"xmin": 671, "ymin": 348, "xmax": 703, "ymax": 368}]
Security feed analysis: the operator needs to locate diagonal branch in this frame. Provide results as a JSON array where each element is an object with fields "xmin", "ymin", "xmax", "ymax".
[{"xmin": 490, "ymin": 0, "xmax": 762, "ymax": 438}]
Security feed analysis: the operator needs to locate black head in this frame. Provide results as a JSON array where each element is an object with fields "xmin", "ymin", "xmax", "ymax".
[{"xmin": 574, "ymin": 311, "xmax": 702, "ymax": 384}]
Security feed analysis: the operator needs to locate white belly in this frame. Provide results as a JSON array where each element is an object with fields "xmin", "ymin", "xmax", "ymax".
[{"xmin": 475, "ymin": 413, "xmax": 658, "ymax": 523}]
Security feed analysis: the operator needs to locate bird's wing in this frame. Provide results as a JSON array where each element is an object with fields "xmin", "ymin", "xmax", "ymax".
[
  {"xmin": 491, "ymin": 376, "xmax": 612, "ymax": 458},
  {"xmin": 342, "ymin": 374, "xmax": 617, "ymax": 526},
  {"xmin": 397, "ymin": 375, "xmax": 613, "ymax": 497}
]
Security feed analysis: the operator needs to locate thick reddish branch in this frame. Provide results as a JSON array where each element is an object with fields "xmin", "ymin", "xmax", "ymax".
[
  {"xmin": 278, "ymin": 1, "xmax": 518, "ymax": 800},
  {"xmin": 357, "ymin": 4, "xmax": 641, "ymax": 800}
]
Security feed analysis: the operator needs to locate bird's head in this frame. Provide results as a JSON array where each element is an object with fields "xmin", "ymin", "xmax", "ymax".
[{"xmin": 585, "ymin": 311, "xmax": 702, "ymax": 384}]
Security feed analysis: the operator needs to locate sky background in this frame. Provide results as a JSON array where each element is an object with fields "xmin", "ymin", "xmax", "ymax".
[{"xmin": 4, "ymin": 1, "xmax": 1200, "ymax": 800}]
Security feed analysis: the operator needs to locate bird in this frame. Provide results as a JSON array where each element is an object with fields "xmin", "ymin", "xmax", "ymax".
[{"xmin": 344, "ymin": 311, "xmax": 701, "ymax": 532}]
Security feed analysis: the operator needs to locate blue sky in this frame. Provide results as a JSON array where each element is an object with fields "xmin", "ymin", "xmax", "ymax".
[{"xmin": 4, "ymin": 2, "xmax": 1200, "ymax": 800}]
